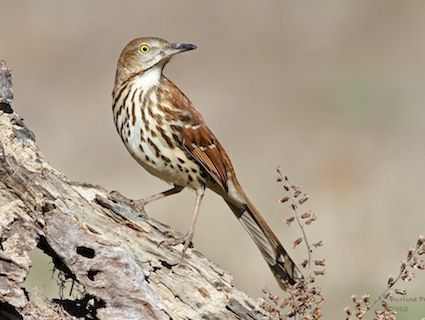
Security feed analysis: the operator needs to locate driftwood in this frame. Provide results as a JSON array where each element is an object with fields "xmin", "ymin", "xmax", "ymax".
[{"xmin": 0, "ymin": 61, "xmax": 271, "ymax": 320}]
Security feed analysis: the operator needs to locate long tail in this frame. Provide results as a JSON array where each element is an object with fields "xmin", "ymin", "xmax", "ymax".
[{"xmin": 224, "ymin": 188, "xmax": 303, "ymax": 289}]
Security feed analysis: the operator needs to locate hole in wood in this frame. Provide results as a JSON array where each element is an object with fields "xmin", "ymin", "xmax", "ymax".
[
  {"xmin": 87, "ymin": 269, "xmax": 100, "ymax": 281},
  {"xmin": 76, "ymin": 246, "xmax": 95, "ymax": 258}
]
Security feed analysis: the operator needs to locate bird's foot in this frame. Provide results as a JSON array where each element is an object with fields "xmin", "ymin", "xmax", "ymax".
[
  {"xmin": 159, "ymin": 231, "xmax": 194, "ymax": 259},
  {"xmin": 130, "ymin": 199, "xmax": 148, "ymax": 215},
  {"xmin": 107, "ymin": 191, "xmax": 148, "ymax": 216}
]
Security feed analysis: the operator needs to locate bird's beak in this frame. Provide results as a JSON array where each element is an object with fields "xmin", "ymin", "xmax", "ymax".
[{"xmin": 164, "ymin": 43, "xmax": 197, "ymax": 56}]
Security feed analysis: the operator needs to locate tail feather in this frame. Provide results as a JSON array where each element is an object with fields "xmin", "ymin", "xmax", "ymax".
[{"xmin": 225, "ymin": 195, "xmax": 302, "ymax": 289}]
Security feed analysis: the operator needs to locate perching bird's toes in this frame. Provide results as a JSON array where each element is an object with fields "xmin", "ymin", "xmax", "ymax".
[
  {"xmin": 107, "ymin": 191, "xmax": 148, "ymax": 216},
  {"xmin": 158, "ymin": 232, "xmax": 194, "ymax": 258},
  {"xmin": 130, "ymin": 199, "xmax": 149, "ymax": 215}
]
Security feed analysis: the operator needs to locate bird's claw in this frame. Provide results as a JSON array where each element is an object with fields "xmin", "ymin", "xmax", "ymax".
[
  {"xmin": 158, "ymin": 232, "xmax": 194, "ymax": 259},
  {"xmin": 107, "ymin": 191, "xmax": 148, "ymax": 216},
  {"xmin": 108, "ymin": 190, "xmax": 127, "ymax": 202},
  {"xmin": 130, "ymin": 199, "xmax": 148, "ymax": 215}
]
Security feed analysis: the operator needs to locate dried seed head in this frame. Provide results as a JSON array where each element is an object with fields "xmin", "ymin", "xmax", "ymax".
[
  {"xmin": 384, "ymin": 290, "xmax": 392, "ymax": 299},
  {"xmin": 279, "ymin": 196, "xmax": 290, "ymax": 203},
  {"xmin": 286, "ymin": 309, "xmax": 296, "ymax": 318},
  {"xmin": 301, "ymin": 210, "xmax": 313, "ymax": 219},
  {"xmin": 344, "ymin": 307, "xmax": 352, "ymax": 319},
  {"xmin": 387, "ymin": 275, "xmax": 395, "ymax": 286},
  {"xmin": 313, "ymin": 240, "xmax": 324, "ymax": 248},
  {"xmin": 293, "ymin": 237, "xmax": 303, "ymax": 248},
  {"xmin": 382, "ymin": 302, "xmax": 392, "ymax": 312},
  {"xmin": 401, "ymin": 271, "xmax": 414, "ymax": 281},
  {"xmin": 299, "ymin": 194, "xmax": 310, "ymax": 204},
  {"xmin": 301, "ymin": 259, "xmax": 309, "ymax": 268},
  {"xmin": 285, "ymin": 216, "xmax": 295, "ymax": 226},
  {"xmin": 305, "ymin": 215, "xmax": 317, "ymax": 225},
  {"xmin": 417, "ymin": 235, "xmax": 424, "ymax": 246},
  {"xmin": 291, "ymin": 184, "xmax": 302, "ymax": 192},
  {"xmin": 395, "ymin": 289, "xmax": 407, "ymax": 295},
  {"xmin": 313, "ymin": 270, "xmax": 325, "ymax": 276},
  {"xmin": 314, "ymin": 259, "xmax": 326, "ymax": 267},
  {"xmin": 356, "ymin": 309, "xmax": 367, "ymax": 318}
]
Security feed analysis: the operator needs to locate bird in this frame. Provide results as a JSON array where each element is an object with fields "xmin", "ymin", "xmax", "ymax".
[{"xmin": 112, "ymin": 37, "xmax": 302, "ymax": 288}]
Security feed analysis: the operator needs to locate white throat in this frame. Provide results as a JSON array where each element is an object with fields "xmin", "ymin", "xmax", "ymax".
[{"xmin": 135, "ymin": 65, "xmax": 162, "ymax": 90}]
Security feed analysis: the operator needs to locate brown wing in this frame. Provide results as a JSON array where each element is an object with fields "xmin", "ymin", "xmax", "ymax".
[
  {"xmin": 179, "ymin": 123, "xmax": 229, "ymax": 189},
  {"xmin": 159, "ymin": 78, "xmax": 233, "ymax": 190}
]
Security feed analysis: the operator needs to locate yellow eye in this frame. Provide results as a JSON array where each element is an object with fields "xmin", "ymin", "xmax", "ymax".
[{"xmin": 139, "ymin": 43, "xmax": 150, "ymax": 54}]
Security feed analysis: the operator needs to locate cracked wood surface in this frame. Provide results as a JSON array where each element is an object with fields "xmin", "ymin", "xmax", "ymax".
[{"xmin": 0, "ymin": 64, "xmax": 271, "ymax": 320}]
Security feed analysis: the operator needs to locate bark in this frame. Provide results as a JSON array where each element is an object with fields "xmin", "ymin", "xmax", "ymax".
[{"xmin": 0, "ymin": 61, "xmax": 271, "ymax": 320}]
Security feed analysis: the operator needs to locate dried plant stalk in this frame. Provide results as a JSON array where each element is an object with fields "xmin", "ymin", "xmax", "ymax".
[
  {"xmin": 261, "ymin": 168, "xmax": 325, "ymax": 319},
  {"xmin": 345, "ymin": 235, "xmax": 424, "ymax": 320}
]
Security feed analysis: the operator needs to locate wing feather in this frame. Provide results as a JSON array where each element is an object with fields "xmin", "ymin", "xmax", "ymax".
[{"xmin": 159, "ymin": 78, "xmax": 232, "ymax": 189}]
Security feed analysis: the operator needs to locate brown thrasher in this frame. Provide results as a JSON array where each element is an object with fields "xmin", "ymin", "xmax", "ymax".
[{"xmin": 112, "ymin": 37, "xmax": 302, "ymax": 288}]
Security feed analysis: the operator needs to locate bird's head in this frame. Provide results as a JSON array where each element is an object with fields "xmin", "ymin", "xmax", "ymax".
[{"xmin": 116, "ymin": 37, "xmax": 196, "ymax": 81}]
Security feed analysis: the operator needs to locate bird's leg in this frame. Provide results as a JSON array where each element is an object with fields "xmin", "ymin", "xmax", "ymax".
[
  {"xmin": 132, "ymin": 185, "xmax": 185, "ymax": 213},
  {"xmin": 159, "ymin": 187, "xmax": 204, "ymax": 259}
]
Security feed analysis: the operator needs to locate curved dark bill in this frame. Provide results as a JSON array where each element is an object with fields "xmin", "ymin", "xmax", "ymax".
[{"xmin": 170, "ymin": 43, "xmax": 197, "ymax": 52}]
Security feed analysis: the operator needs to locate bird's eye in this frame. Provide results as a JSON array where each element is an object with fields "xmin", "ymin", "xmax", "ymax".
[{"xmin": 139, "ymin": 43, "xmax": 150, "ymax": 54}]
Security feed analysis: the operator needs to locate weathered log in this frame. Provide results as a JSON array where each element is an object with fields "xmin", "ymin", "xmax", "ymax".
[{"xmin": 0, "ymin": 61, "xmax": 271, "ymax": 319}]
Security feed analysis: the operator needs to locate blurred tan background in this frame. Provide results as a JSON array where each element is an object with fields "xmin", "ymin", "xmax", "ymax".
[{"xmin": 1, "ymin": 0, "xmax": 424, "ymax": 318}]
